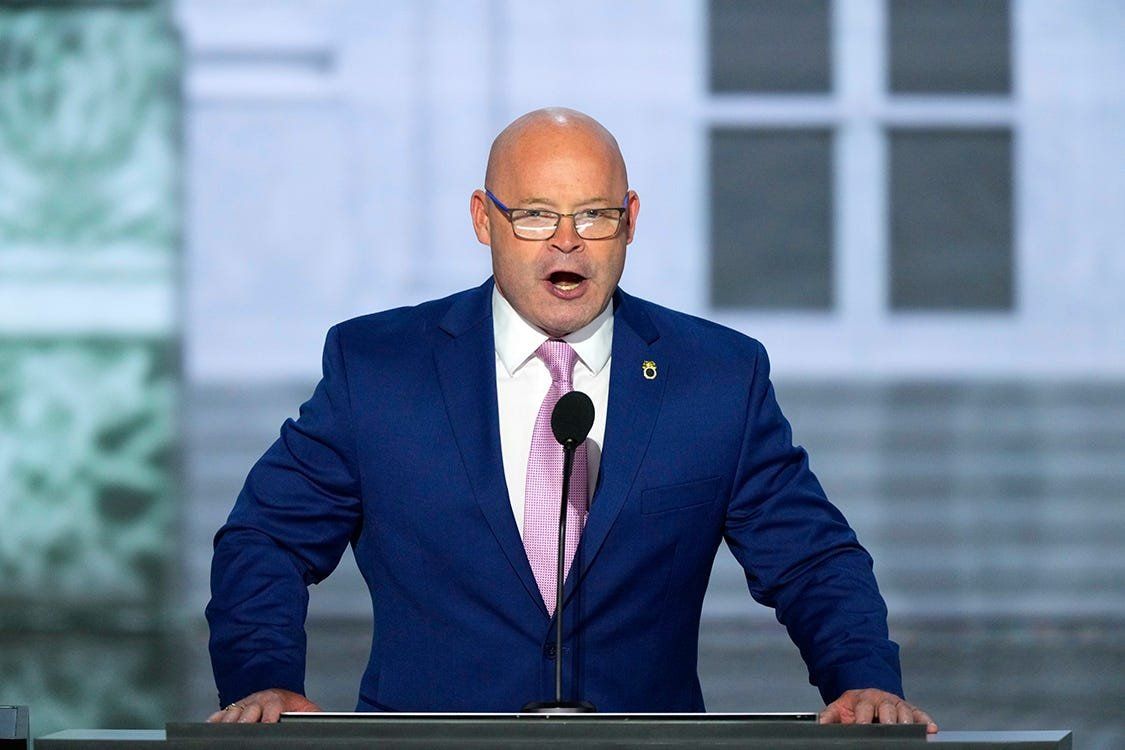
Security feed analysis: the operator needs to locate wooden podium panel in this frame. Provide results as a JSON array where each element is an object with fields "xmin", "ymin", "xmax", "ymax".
[{"xmin": 35, "ymin": 714, "xmax": 1072, "ymax": 750}]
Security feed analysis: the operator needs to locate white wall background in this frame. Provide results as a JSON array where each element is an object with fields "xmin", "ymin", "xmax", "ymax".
[{"xmin": 177, "ymin": 0, "xmax": 1125, "ymax": 383}]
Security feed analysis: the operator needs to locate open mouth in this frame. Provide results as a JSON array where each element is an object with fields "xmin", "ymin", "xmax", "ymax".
[{"xmin": 548, "ymin": 271, "xmax": 586, "ymax": 292}]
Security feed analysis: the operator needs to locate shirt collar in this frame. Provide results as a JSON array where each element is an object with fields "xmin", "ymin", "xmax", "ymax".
[{"xmin": 492, "ymin": 285, "xmax": 614, "ymax": 377}]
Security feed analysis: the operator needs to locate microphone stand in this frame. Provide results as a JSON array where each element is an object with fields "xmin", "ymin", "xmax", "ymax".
[{"xmin": 522, "ymin": 437, "xmax": 596, "ymax": 713}]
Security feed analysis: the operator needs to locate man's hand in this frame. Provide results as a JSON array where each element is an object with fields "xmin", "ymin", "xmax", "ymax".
[
  {"xmin": 206, "ymin": 688, "xmax": 322, "ymax": 724},
  {"xmin": 819, "ymin": 688, "xmax": 938, "ymax": 734}
]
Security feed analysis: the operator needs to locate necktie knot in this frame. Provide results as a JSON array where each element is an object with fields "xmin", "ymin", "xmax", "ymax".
[{"xmin": 536, "ymin": 339, "xmax": 579, "ymax": 388}]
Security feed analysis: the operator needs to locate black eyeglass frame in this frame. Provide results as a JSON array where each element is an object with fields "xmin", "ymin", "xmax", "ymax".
[{"xmin": 484, "ymin": 188, "xmax": 630, "ymax": 240}]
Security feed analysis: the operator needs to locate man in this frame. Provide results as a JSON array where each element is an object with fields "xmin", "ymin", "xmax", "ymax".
[{"xmin": 207, "ymin": 108, "xmax": 936, "ymax": 731}]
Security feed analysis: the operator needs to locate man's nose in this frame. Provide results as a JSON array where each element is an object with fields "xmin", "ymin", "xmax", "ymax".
[{"xmin": 550, "ymin": 215, "xmax": 583, "ymax": 254}]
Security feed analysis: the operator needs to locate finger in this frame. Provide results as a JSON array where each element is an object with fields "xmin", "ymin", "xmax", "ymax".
[
  {"xmin": 877, "ymin": 700, "xmax": 897, "ymax": 725},
  {"xmin": 262, "ymin": 700, "xmax": 284, "ymax": 723},
  {"xmin": 219, "ymin": 706, "xmax": 243, "ymax": 724},
  {"xmin": 818, "ymin": 705, "xmax": 841, "ymax": 724},
  {"xmin": 206, "ymin": 710, "xmax": 225, "ymax": 723},
  {"xmin": 913, "ymin": 708, "xmax": 939, "ymax": 733},
  {"xmin": 238, "ymin": 703, "xmax": 263, "ymax": 724},
  {"xmin": 897, "ymin": 702, "xmax": 914, "ymax": 725},
  {"xmin": 854, "ymin": 698, "xmax": 876, "ymax": 725}
]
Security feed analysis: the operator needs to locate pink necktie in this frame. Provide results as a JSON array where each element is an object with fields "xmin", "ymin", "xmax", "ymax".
[{"xmin": 523, "ymin": 339, "xmax": 588, "ymax": 616}]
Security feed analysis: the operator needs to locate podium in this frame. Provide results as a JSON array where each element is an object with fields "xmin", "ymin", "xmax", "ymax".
[
  {"xmin": 1, "ymin": 706, "xmax": 29, "ymax": 750},
  {"xmin": 35, "ymin": 714, "xmax": 1072, "ymax": 749}
]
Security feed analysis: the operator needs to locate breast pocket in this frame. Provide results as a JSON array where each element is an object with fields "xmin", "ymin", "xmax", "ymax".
[{"xmin": 641, "ymin": 476, "xmax": 722, "ymax": 515}]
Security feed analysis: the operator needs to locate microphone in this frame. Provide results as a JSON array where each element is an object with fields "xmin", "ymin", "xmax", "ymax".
[
  {"xmin": 551, "ymin": 390, "xmax": 595, "ymax": 449},
  {"xmin": 522, "ymin": 390, "xmax": 597, "ymax": 714}
]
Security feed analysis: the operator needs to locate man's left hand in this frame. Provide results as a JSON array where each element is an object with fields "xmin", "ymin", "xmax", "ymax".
[{"xmin": 818, "ymin": 688, "xmax": 938, "ymax": 733}]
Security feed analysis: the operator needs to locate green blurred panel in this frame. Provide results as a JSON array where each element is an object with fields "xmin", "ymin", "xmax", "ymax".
[
  {"xmin": 0, "ymin": 2, "xmax": 181, "ymax": 728},
  {"xmin": 0, "ymin": 339, "xmax": 175, "ymax": 611},
  {"xmin": 0, "ymin": 2, "xmax": 179, "ymax": 256},
  {"xmin": 0, "ymin": 631, "xmax": 176, "ymax": 737},
  {"xmin": 0, "ymin": 0, "xmax": 179, "ymax": 615}
]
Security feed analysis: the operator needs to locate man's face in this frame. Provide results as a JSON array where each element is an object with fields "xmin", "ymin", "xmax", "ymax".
[{"xmin": 471, "ymin": 126, "xmax": 639, "ymax": 338}]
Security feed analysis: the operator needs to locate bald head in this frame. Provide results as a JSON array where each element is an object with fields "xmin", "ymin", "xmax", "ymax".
[{"xmin": 484, "ymin": 107, "xmax": 628, "ymax": 192}]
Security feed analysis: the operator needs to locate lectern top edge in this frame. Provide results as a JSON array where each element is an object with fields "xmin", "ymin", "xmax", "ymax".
[{"xmin": 280, "ymin": 711, "xmax": 819, "ymax": 722}]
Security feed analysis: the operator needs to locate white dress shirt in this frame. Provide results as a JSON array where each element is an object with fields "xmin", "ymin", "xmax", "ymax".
[{"xmin": 492, "ymin": 286, "xmax": 613, "ymax": 538}]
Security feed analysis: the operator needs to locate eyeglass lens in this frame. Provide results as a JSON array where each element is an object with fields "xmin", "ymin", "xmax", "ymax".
[{"xmin": 511, "ymin": 210, "xmax": 622, "ymax": 240}]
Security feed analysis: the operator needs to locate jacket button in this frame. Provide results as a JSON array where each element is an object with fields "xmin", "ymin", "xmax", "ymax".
[{"xmin": 545, "ymin": 643, "xmax": 557, "ymax": 660}]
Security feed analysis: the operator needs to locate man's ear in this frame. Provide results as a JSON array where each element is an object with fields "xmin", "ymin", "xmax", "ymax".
[
  {"xmin": 470, "ymin": 190, "xmax": 491, "ymax": 246},
  {"xmin": 624, "ymin": 190, "xmax": 640, "ymax": 244}
]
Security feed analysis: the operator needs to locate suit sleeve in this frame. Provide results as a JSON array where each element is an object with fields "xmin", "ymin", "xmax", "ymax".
[
  {"xmin": 205, "ymin": 325, "xmax": 362, "ymax": 707},
  {"xmin": 722, "ymin": 341, "xmax": 903, "ymax": 704}
]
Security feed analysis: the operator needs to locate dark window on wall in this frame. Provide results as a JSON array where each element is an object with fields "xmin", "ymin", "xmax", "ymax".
[
  {"xmin": 889, "ymin": 0, "xmax": 1011, "ymax": 93},
  {"xmin": 889, "ymin": 129, "xmax": 1013, "ymax": 310},
  {"xmin": 887, "ymin": 1, "xmax": 1014, "ymax": 312},
  {"xmin": 708, "ymin": 0, "xmax": 835, "ymax": 310},
  {"xmin": 711, "ymin": 129, "xmax": 834, "ymax": 309},
  {"xmin": 709, "ymin": 0, "xmax": 832, "ymax": 92}
]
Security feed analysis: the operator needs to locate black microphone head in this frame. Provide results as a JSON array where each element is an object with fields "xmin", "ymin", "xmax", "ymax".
[{"xmin": 551, "ymin": 390, "xmax": 595, "ymax": 447}]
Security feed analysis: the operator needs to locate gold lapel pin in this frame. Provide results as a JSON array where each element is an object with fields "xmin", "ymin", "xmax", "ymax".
[{"xmin": 642, "ymin": 360, "xmax": 657, "ymax": 380}]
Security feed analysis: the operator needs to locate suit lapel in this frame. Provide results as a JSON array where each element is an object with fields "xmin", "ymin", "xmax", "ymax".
[
  {"xmin": 434, "ymin": 280, "xmax": 547, "ymax": 616},
  {"xmin": 564, "ymin": 289, "xmax": 665, "ymax": 603}
]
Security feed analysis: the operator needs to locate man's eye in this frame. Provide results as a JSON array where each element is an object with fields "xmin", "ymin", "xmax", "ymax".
[
  {"xmin": 524, "ymin": 210, "xmax": 545, "ymax": 218},
  {"xmin": 580, "ymin": 209, "xmax": 603, "ymax": 219}
]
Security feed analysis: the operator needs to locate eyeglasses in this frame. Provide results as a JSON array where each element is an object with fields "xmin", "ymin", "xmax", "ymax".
[{"xmin": 485, "ymin": 189, "xmax": 628, "ymax": 240}]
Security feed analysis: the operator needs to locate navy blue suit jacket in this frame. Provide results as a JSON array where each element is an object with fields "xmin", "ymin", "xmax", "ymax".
[{"xmin": 207, "ymin": 279, "xmax": 902, "ymax": 711}]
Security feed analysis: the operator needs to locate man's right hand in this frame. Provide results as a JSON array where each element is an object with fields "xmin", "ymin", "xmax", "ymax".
[{"xmin": 206, "ymin": 688, "xmax": 322, "ymax": 724}]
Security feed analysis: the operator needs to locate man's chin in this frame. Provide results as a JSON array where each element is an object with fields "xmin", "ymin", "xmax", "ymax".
[
  {"xmin": 541, "ymin": 294, "xmax": 615, "ymax": 335},
  {"xmin": 536, "ymin": 311, "xmax": 596, "ymax": 339}
]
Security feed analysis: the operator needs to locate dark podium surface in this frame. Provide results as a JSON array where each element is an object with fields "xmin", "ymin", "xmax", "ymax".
[{"xmin": 36, "ymin": 714, "xmax": 1073, "ymax": 750}]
